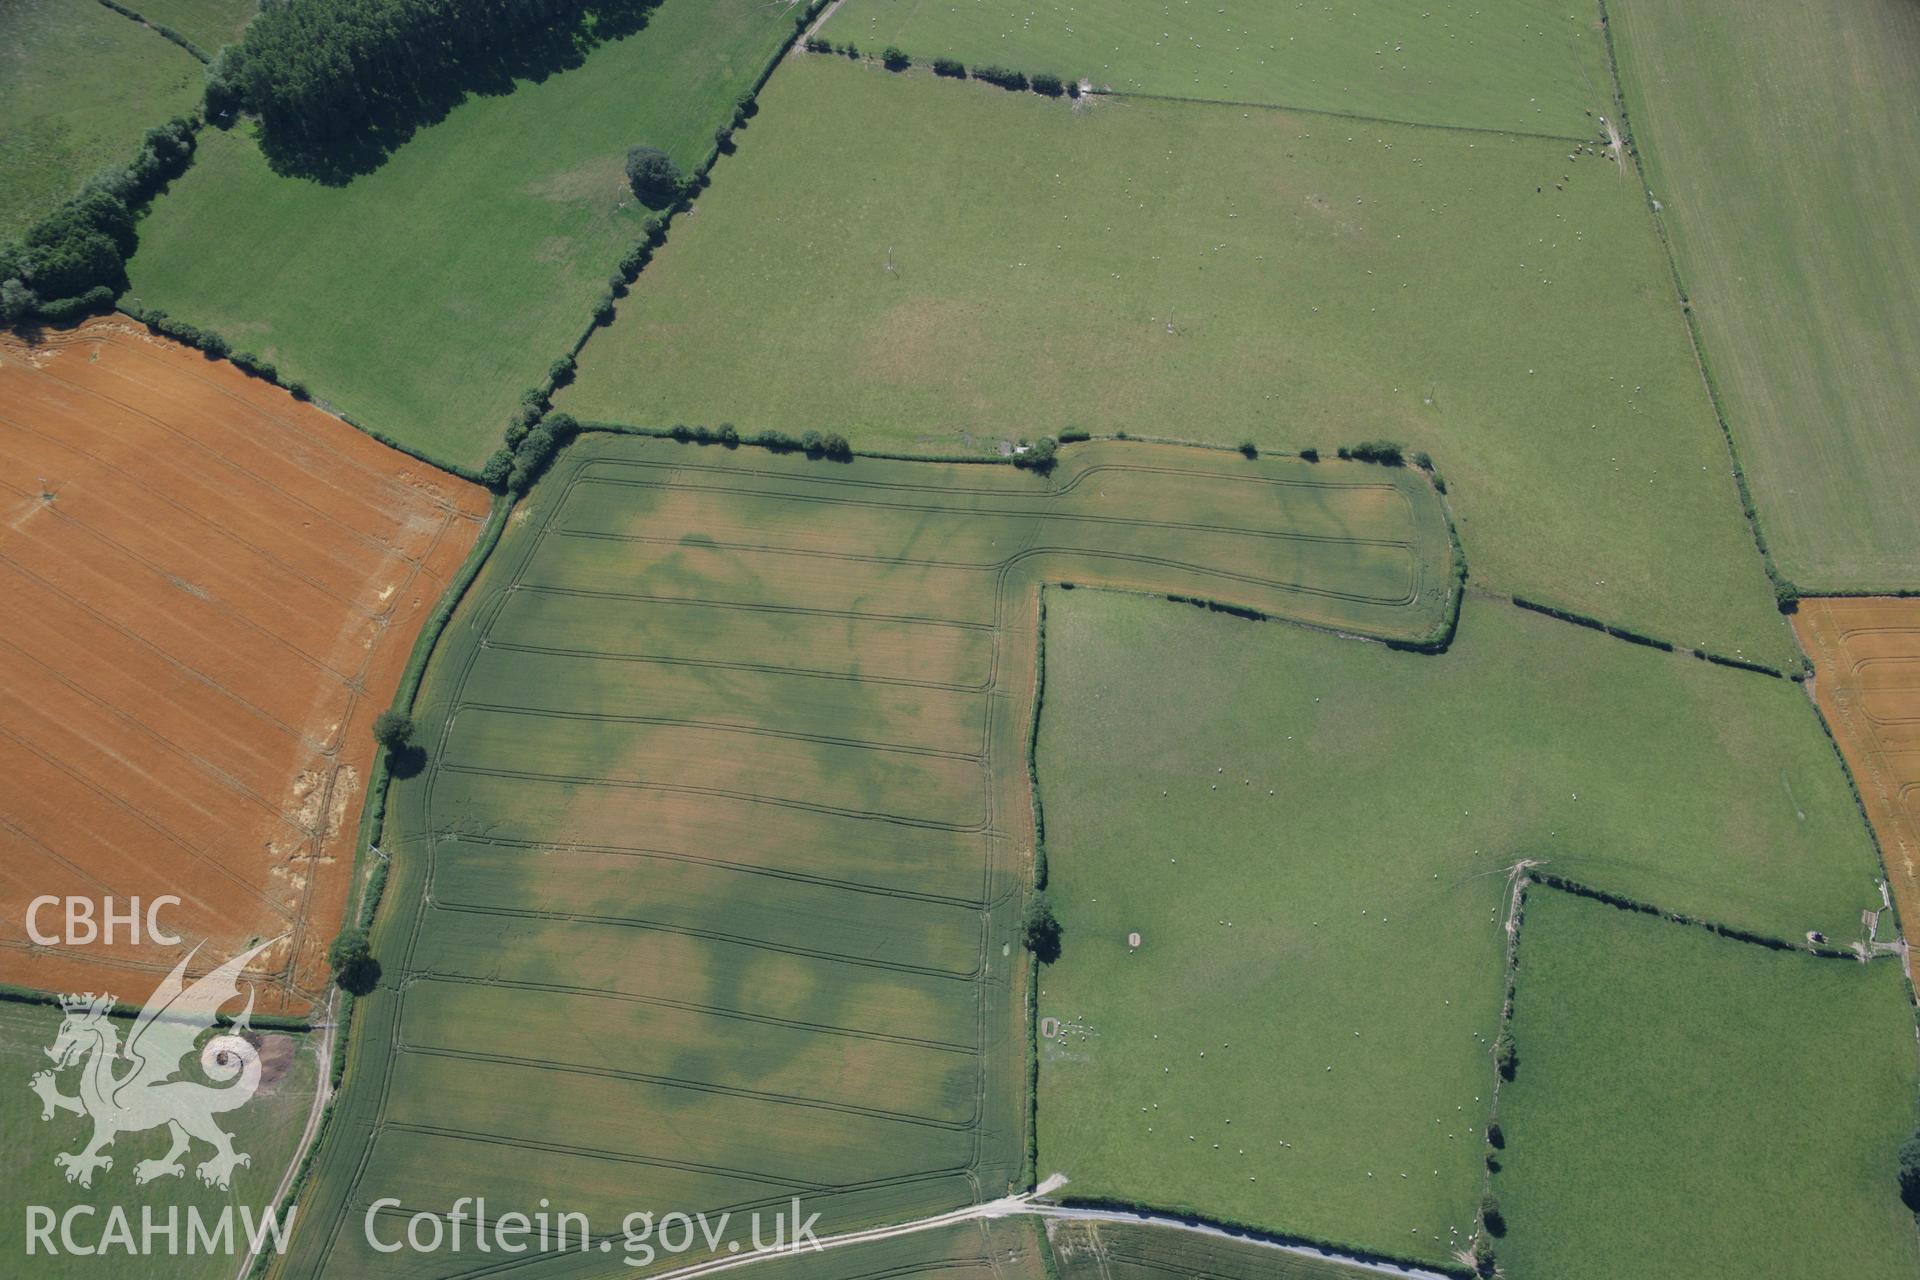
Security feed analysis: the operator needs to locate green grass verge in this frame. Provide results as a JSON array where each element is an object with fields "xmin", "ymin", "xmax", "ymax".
[
  {"xmin": 123, "ymin": 0, "xmax": 794, "ymax": 469},
  {"xmin": 1607, "ymin": 0, "xmax": 1920, "ymax": 591},
  {"xmin": 1494, "ymin": 889, "xmax": 1920, "ymax": 1279},
  {"xmin": 1032, "ymin": 590, "xmax": 1884, "ymax": 1264},
  {"xmin": 561, "ymin": 55, "xmax": 1795, "ymax": 667},
  {"xmin": 0, "ymin": 0, "xmax": 203, "ymax": 237},
  {"xmin": 0, "ymin": 1000, "xmax": 318, "ymax": 1278},
  {"xmin": 1046, "ymin": 1219, "xmax": 1397, "ymax": 1280},
  {"xmin": 826, "ymin": 0, "xmax": 1611, "ymax": 136}
]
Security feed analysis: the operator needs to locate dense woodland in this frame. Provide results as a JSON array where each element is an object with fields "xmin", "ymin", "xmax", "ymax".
[{"xmin": 209, "ymin": 0, "xmax": 659, "ymax": 179}]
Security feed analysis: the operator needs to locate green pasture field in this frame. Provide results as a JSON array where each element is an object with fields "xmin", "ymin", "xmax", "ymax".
[
  {"xmin": 0, "ymin": 999, "xmax": 318, "ymax": 1279},
  {"xmin": 276, "ymin": 434, "xmax": 1454, "ymax": 1279},
  {"xmin": 561, "ymin": 55, "xmax": 1795, "ymax": 668},
  {"xmin": 1032, "ymin": 590, "xmax": 1884, "ymax": 1265},
  {"xmin": 826, "ymin": 0, "xmax": 1610, "ymax": 136},
  {"xmin": 1494, "ymin": 890, "xmax": 1920, "ymax": 1279},
  {"xmin": 132, "ymin": 0, "xmax": 257, "ymax": 52},
  {"xmin": 723, "ymin": 1218, "xmax": 1049, "ymax": 1280},
  {"xmin": 0, "ymin": 0, "xmax": 202, "ymax": 237},
  {"xmin": 123, "ymin": 0, "xmax": 795, "ymax": 470},
  {"xmin": 1046, "ymin": 1218, "xmax": 1391, "ymax": 1280},
  {"xmin": 1609, "ymin": 0, "xmax": 1920, "ymax": 591}
]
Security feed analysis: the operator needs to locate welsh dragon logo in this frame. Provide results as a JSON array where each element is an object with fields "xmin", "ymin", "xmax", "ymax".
[{"xmin": 30, "ymin": 939, "xmax": 278, "ymax": 1191}]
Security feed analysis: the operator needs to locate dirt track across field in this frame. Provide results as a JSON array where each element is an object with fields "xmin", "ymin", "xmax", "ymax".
[
  {"xmin": 0, "ymin": 320, "xmax": 489, "ymax": 1013},
  {"xmin": 1793, "ymin": 598, "xmax": 1920, "ymax": 954}
]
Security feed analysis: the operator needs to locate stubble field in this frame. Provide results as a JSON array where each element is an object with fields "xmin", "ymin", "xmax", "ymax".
[
  {"xmin": 0, "ymin": 320, "xmax": 489, "ymax": 1013},
  {"xmin": 1793, "ymin": 596, "xmax": 1920, "ymax": 951}
]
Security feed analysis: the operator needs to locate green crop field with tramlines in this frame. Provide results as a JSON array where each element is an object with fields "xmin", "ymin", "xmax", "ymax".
[
  {"xmin": 275, "ymin": 433, "xmax": 1455, "ymax": 1278},
  {"xmin": 560, "ymin": 53, "xmax": 1797, "ymax": 671}
]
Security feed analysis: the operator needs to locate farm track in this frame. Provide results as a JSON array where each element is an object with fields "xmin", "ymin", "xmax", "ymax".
[
  {"xmin": 280, "ymin": 435, "xmax": 1455, "ymax": 1279},
  {"xmin": 0, "ymin": 321, "xmax": 489, "ymax": 1012}
]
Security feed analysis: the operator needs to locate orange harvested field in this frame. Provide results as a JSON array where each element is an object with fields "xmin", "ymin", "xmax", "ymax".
[
  {"xmin": 1794, "ymin": 598, "xmax": 1920, "ymax": 953},
  {"xmin": 0, "ymin": 320, "xmax": 489, "ymax": 1014}
]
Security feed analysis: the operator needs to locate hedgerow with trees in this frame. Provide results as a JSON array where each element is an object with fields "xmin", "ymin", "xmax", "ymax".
[{"xmin": 0, "ymin": 119, "xmax": 195, "ymax": 326}]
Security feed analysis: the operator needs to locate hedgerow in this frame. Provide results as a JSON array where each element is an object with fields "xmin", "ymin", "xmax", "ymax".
[{"xmin": 0, "ymin": 118, "xmax": 196, "ymax": 326}]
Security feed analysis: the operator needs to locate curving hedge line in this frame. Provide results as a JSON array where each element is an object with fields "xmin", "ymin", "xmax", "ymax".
[
  {"xmin": 2, "ymin": 118, "xmax": 198, "ymax": 327},
  {"xmin": 93, "ymin": 0, "xmax": 213, "ymax": 62}
]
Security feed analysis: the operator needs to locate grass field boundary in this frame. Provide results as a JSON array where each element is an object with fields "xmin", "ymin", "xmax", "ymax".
[
  {"xmin": 1476, "ymin": 867, "xmax": 1905, "ymax": 1275},
  {"xmin": 1101, "ymin": 89, "xmax": 1590, "ymax": 147},
  {"xmin": 0, "ymin": 981, "xmax": 313, "ymax": 1032},
  {"xmin": 1043, "ymin": 1195, "xmax": 1473, "ymax": 1280},
  {"xmin": 571, "ymin": 425, "xmax": 1466, "ymax": 653},
  {"xmin": 93, "ymin": 0, "xmax": 213, "ymax": 62},
  {"xmin": 114, "ymin": 302, "xmax": 491, "ymax": 486},
  {"xmin": 1527, "ymin": 873, "xmax": 1857, "ymax": 959},
  {"xmin": 300, "ymin": 491, "xmax": 510, "ymax": 1094},
  {"xmin": 790, "ymin": 44, "xmax": 1595, "ymax": 148},
  {"xmin": 1785, "ymin": 663, "xmax": 1911, "ymax": 947},
  {"xmin": 499, "ymin": 0, "xmax": 834, "ymax": 484},
  {"xmin": 246, "ymin": 494, "xmax": 514, "ymax": 1276},
  {"xmin": 1493, "ymin": 879, "xmax": 1920, "ymax": 1276},
  {"xmin": 1507, "ymin": 594, "xmax": 1800, "ymax": 678},
  {"xmin": 1023, "ymin": 591, "xmax": 1051, "ymax": 1190},
  {"xmin": 1470, "ymin": 866, "xmax": 1532, "ymax": 1277}
]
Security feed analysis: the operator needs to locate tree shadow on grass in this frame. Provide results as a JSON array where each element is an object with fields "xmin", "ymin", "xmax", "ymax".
[
  {"xmin": 385, "ymin": 745, "xmax": 428, "ymax": 780},
  {"xmin": 255, "ymin": 0, "xmax": 660, "ymax": 185}
]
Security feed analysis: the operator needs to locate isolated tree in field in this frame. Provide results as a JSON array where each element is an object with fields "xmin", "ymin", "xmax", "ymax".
[
  {"xmin": 372, "ymin": 709, "xmax": 414, "ymax": 752},
  {"xmin": 625, "ymin": 146, "xmax": 682, "ymax": 207},
  {"xmin": 1022, "ymin": 892, "xmax": 1062, "ymax": 962},
  {"xmin": 327, "ymin": 926, "xmax": 379, "ymax": 995},
  {"xmin": 882, "ymin": 46, "xmax": 910, "ymax": 71},
  {"xmin": 1899, "ymin": 1128, "xmax": 1920, "ymax": 1209}
]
